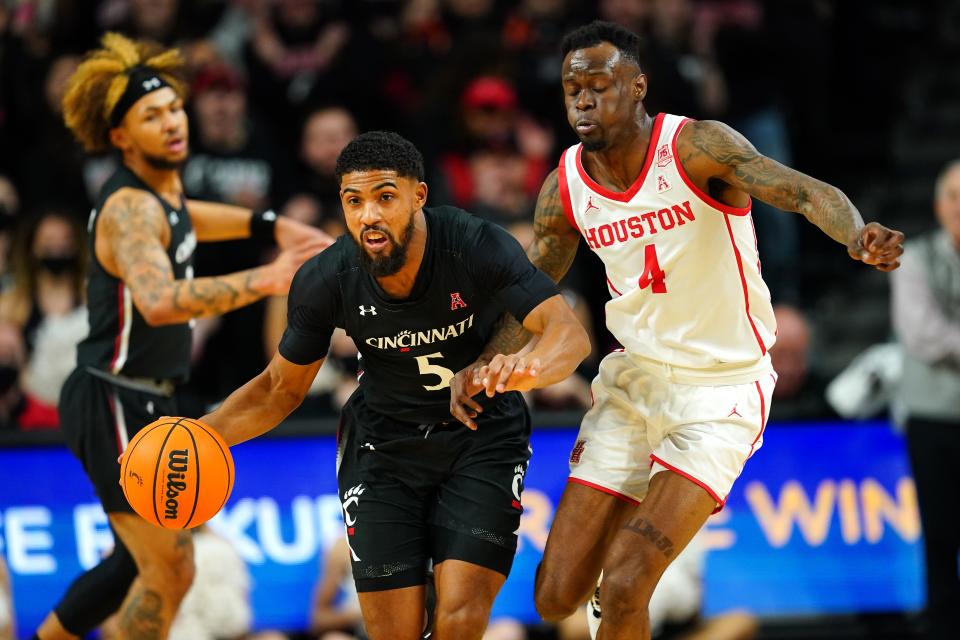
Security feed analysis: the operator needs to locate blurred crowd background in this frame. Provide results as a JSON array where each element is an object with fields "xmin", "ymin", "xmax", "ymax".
[
  {"xmin": 0, "ymin": 0, "xmax": 959, "ymax": 638},
  {"xmin": 0, "ymin": 0, "xmax": 954, "ymax": 428}
]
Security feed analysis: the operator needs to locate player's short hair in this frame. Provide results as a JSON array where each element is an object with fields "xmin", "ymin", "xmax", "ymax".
[
  {"xmin": 335, "ymin": 131, "xmax": 425, "ymax": 183},
  {"xmin": 561, "ymin": 20, "xmax": 644, "ymax": 69},
  {"xmin": 62, "ymin": 32, "xmax": 187, "ymax": 153}
]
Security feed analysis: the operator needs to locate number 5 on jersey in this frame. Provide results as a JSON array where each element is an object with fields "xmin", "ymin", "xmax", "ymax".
[
  {"xmin": 415, "ymin": 352, "xmax": 455, "ymax": 390},
  {"xmin": 638, "ymin": 244, "xmax": 667, "ymax": 293}
]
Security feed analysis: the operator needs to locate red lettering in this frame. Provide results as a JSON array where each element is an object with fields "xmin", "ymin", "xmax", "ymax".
[
  {"xmin": 641, "ymin": 211, "xmax": 658, "ymax": 235},
  {"xmin": 612, "ymin": 219, "xmax": 629, "ymax": 243},
  {"xmin": 598, "ymin": 224, "xmax": 614, "ymax": 247},
  {"xmin": 673, "ymin": 201, "xmax": 695, "ymax": 224},
  {"xmin": 584, "ymin": 226, "xmax": 600, "ymax": 248},
  {"xmin": 627, "ymin": 216, "xmax": 644, "ymax": 238},
  {"xmin": 657, "ymin": 208, "xmax": 675, "ymax": 230}
]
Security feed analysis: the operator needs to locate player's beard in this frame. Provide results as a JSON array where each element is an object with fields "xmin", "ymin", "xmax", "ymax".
[
  {"xmin": 355, "ymin": 213, "xmax": 417, "ymax": 277},
  {"xmin": 143, "ymin": 150, "xmax": 186, "ymax": 171}
]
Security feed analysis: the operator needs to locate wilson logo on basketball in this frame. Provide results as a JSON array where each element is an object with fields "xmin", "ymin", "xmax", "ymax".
[{"xmin": 163, "ymin": 449, "xmax": 189, "ymax": 520}]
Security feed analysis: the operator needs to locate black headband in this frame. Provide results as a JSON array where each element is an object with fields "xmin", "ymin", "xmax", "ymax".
[{"xmin": 108, "ymin": 65, "xmax": 172, "ymax": 127}]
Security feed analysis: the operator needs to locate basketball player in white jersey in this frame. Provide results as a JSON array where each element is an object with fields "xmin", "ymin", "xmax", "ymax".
[{"xmin": 449, "ymin": 20, "xmax": 904, "ymax": 640}]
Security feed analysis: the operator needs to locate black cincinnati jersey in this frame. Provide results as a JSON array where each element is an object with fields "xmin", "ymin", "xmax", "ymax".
[
  {"xmin": 279, "ymin": 206, "xmax": 559, "ymax": 424},
  {"xmin": 77, "ymin": 165, "xmax": 196, "ymax": 382}
]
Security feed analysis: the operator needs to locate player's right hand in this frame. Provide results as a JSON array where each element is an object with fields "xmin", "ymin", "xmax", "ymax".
[
  {"xmin": 450, "ymin": 362, "xmax": 486, "ymax": 430},
  {"xmin": 262, "ymin": 240, "xmax": 328, "ymax": 295},
  {"xmin": 480, "ymin": 353, "xmax": 541, "ymax": 396}
]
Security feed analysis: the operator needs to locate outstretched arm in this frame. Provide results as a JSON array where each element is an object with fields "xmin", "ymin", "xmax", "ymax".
[
  {"xmin": 99, "ymin": 189, "xmax": 318, "ymax": 325},
  {"xmin": 676, "ymin": 119, "xmax": 904, "ymax": 271},
  {"xmin": 201, "ymin": 351, "xmax": 323, "ymax": 446},
  {"xmin": 186, "ymin": 199, "xmax": 333, "ymax": 249}
]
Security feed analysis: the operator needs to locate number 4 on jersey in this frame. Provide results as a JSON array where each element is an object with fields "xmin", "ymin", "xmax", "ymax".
[{"xmin": 638, "ymin": 244, "xmax": 667, "ymax": 293}]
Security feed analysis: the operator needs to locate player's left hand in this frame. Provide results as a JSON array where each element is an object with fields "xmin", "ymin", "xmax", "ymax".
[
  {"xmin": 847, "ymin": 222, "xmax": 904, "ymax": 272},
  {"xmin": 480, "ymin": 353, "xmax": 542, "ymax": 397},
  {"xmin": 450, "ymin": 362, "xmax": 487, "ymax": 430},
  {"xmin": 275, "ymin": 216, "xmax": 334, "ymax": 253}
]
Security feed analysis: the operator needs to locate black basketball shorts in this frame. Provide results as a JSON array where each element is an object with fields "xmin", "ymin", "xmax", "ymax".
[
  {"xmin": 337, "ymin": 390, "xmax": 532, "ymax": 592},
  {"xmin": 58, "ymin": 368, "xmax": 178, "ymax": 513}
]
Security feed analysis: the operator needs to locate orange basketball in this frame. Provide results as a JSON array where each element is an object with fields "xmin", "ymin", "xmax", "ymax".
[{"xmin": 119, "ymin": 417, "xmax": 235, "ymax": 529}]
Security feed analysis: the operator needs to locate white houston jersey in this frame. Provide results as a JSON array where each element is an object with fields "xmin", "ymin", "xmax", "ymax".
[{"xmin": 559, "ymin": 113, "xmax": 776, "ymax": 380}]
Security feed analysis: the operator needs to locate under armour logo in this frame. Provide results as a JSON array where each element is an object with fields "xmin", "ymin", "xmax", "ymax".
[
  {"xmin": 727, "ymin": 405, "xmax": 742, "ymax": 418},
  {"xmin": 450, "ymin": 292, "xmax": 467, "ymax": 310},
  {"xmin": 585, "ymin": 196, "xmax": 600, "ymax": 214},
  {"xmin": 168, "ymin": 211, "xmax": 179, "ymax": 225},
  {"xmin": 359, "ymin": 305, "xmax": 377, "ymax": 316},
  {"xmin": 142, "ymin": 77, "xmax": 162, "ymax": 91}
]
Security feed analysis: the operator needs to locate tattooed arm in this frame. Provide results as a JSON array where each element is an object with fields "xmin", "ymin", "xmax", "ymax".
[
  {"xmin": 450, "ymin": 169, "xmax": 583, "ymax": 425},
  {"xmin": 98, "ymin": 189, "xmax": 316, "ymax": 325},
  {"xmin": 677, "ymin": 120, "xmax": 904, "ymax": 271}
]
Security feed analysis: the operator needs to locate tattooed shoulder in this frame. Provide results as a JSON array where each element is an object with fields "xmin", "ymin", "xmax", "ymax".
[{"xmin": 100, "ymin": 188, "xmax": 168, "ymax": 242}]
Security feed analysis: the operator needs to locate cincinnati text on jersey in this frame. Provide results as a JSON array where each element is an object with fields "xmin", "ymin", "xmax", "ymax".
[
  {"xmin": 582, "ymin": 200, "xmax": 695, "ymax": 249},
  {"xmin": 364, "ymin": 314, "xmax": 475, "ymax": 350}
]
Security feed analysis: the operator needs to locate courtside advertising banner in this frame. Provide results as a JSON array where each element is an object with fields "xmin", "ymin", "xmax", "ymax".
[{"xmin": 0, "ymin": 421, "xmax": 921, "ymax": 634}]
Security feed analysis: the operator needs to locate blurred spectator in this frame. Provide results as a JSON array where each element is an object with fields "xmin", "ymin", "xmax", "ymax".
[
  {"xmin": 0, "ymin": 323, "xmax": 29, "ymax": 430},
  {"xmin": 183, "ymin": 63, "xmax": 286, "ymax": 209},
  {"xmin": 0, "ymin": 175, "xmax": 19, "ymax": 279},
  {"xmin": 436, "ymin": 76, "xmax": 552, "ymax": 224},
  {"xmin": 0, "ymin": 553, "xmax": 14, "ymax": 640},
  {"xmin": 598, "ymin": 0, "xmax": 649, "ymax": 35},
  {"xmin": 245, "ymin": 0, "xmax": 351, "ymax": 145},
  {"xmin": 16, "ymin": 53, "xmax": 94, "ymax": 211},
  {"xmin": 891, "ymin": 160, "xmax": 960, "ymax": 640},
  {"xmin": 705, "ymin": 0, "xmax": 800, "ymax": 304},
  {"xmin": 641, "ymin": 0, "xmax": 723, "ymax": 120},
  {"xmin": 308, "ymin": 536, "xmax": 365, "ymax": 639},
  {"xmin": 289, "ymin": 105, "xmax": 358, "ymax": 233},
  {"xmin": 767, "ymin": 304, "xmax": 834, "ymax": 422},
  {"xmin": 182, "ymin": 62, "xmax": 289, "ymax": 414},
  {"xmin": 0, "ymin": 209, "xmax": 87, "ymax": 424}
]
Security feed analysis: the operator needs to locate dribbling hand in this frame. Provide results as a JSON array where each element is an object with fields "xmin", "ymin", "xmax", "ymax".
[
  {"xmin": 847, "ymin": 222, "xmax": 904, "ymax": 272},
  {"xmin": 450, "ymin": 362, "xmax": 486, "ymax": 430}
]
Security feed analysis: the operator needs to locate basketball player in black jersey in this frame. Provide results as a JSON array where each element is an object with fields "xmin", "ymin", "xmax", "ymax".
[
  {"xmin": 34, "ymin": 34, "xmax": 330, "ymax": 640},
  {"xmin": 199, "ymin": 131, "xmax": 590, "ymax": 640}
]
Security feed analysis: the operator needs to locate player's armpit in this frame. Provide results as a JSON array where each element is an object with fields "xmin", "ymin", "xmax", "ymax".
[{"xmin": 201, "ymin": 351, "xmax": 324, "ymax": 446}]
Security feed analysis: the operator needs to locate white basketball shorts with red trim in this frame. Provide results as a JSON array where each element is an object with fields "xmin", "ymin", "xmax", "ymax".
[{"xmin": 568, "ymin": 350, "xmax": 777, "ymax": 511}]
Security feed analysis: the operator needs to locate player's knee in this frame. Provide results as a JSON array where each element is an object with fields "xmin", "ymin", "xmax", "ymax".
[
  {"xmin": 533, "ymin": 566, "xmax": 582, "ymax": 622},
  {"xmin": 435, "ymin": 598, "xmax": 490, "ymax": 635},
  {"xmin": 600, "ymin": 564, "xmax": 656, "ymax": 622}
]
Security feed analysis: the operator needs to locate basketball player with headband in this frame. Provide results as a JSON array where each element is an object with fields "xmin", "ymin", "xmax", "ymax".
[{"xmin": 34, "ymin": 33, "xmax": 330, "ymax": 640}]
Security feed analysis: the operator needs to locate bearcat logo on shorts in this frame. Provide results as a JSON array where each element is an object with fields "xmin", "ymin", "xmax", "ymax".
[
  {"xmin": 570, "ymin": 439, "xmax": 587, "ymax": 464},
  {"xmin": 511, "ymin": 463, "xmax": 527, "ymax": 510},
  {"xmin": 163, "ymin": 449, "xmax": 189, "ymax": 520}
]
